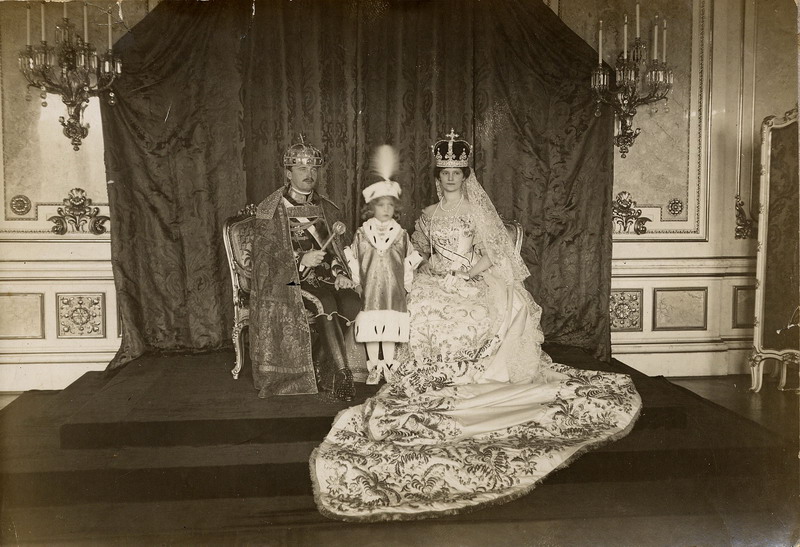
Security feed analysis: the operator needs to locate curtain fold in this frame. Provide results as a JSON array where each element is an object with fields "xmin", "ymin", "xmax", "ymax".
[
  {"xmin": 102, "ymin": 0, "xmax": 251, "ymax": 367},
  {"xmin": 473, "ymin": 1, "xmax": 614, "ymax": 359},
  {"xmin": 105, "ymin": 0, "xmax": 614, "ymax": 368}
]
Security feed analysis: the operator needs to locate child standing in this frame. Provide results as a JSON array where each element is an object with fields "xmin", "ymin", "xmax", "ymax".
[{"xmin": 345, "ymin": 146, "xmax": 422, "ymax": 384}]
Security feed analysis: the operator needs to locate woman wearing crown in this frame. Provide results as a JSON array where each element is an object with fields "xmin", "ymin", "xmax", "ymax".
[{"xmin": 310, "ymin": 131, "xmax": 641, "ymax": 522}]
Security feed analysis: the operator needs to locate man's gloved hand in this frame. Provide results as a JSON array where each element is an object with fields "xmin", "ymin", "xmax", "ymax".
[
  {"xmin": 300, "ymin": 249, "xmax": 326, "ymax": 268},
  {"xmin": 335, "ymin": 274, "xmax": 357, "ymax": 290}
]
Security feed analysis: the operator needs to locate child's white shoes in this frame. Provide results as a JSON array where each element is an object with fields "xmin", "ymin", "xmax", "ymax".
[{"xmin": 366, "ymin": 360, "xmax": 396, "ymax": 385}]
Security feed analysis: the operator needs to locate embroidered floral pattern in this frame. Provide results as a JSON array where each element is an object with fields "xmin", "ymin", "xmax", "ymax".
[{"xmin": 312, "ymin": 210, "xmax": 642, "ymax": 521}]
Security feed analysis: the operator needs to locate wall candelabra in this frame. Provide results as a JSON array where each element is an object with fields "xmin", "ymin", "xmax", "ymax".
[
  {"xmin": 591, "ymin": 3, "xmax": 674, "ymax": 158},
  {"xmin": 18, "ymin": 2, "xmax": 121, "ymax": 151}
]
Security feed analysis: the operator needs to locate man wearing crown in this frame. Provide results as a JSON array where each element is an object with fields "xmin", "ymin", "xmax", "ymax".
[{"xmin": 249, "ymin": 137, "xmax": 360, "ymax": 401}]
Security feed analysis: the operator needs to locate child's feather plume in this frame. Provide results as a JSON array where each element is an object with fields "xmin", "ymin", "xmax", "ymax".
[{"xmin": 370, "ymin": 145, "xmax": 399, "ymax": 181}]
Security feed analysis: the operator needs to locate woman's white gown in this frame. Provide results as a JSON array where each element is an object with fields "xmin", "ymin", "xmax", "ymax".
[{"xmin": 311, "ymin": 211, "xmax": 641, "ymax": 521}]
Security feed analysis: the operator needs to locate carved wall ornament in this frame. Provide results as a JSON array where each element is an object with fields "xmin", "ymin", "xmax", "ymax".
[
  {"xmin": 48, "ymin": 188, "xmax": 110, "ymax": 235},
  {"xmin": 610, "ymin": 290, "xmax": 643, "ymax": 332},
  {"xmin": 612, "ymin": 191, "xmax": 651, "ymax": 234},
  {"xmin": 57, "ymin": 293, "xmax": 105, "ymax": 338},
  {"xmin": 9, "ymin": 195, "xmax": 32, "ymax": 216},
  {"xmin": 734, "ymin": 194, "xmax": 756, "ymax": 239},
  {"xmin": 667, "ymin": 198, "xmax": 684, "ymax": 216}
]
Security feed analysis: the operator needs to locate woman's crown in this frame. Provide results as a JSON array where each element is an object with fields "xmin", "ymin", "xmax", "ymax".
[{"xmin": 432, "ymin": 129, "xmax": 471, "ymax": 168}]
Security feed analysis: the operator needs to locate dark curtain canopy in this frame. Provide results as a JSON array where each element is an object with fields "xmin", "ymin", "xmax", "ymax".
[{"xmin": 104, "ymin": 0, "xmax": 614, "ymax": 368}]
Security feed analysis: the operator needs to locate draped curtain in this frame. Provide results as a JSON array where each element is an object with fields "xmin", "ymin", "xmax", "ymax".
[
  {"xmin": 104, "ymin": 0, "xmax": 614, "ymax": 368},
  {"xmin": 102, "ymin": 0, "xmax": 250, "ymax": 367}
]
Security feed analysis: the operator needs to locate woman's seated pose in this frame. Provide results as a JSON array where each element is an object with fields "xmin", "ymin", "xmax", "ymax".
[{"xmin": 311, "ymin": 130, "xmax": 642, "ymax": 521}]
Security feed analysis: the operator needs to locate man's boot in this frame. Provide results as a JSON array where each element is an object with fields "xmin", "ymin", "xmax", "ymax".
[{"xmin": 317, "ymin": 317, "xmax": 355, "ymax": 401}]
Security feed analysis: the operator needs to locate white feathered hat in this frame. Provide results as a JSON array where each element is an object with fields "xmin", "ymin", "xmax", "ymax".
[{"xmin": 362, "ymin": 145, "xmax": 401, "ymax": 203}]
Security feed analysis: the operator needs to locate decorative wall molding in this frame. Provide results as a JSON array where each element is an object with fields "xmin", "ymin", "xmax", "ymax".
[
  {"xmin": 56, "ymin": 293, "xmax": 106, "ymax": 338},
  {"xmin": 614, "ymin": 338, "xmax": 752, "ymax": 353},
  {"xmin": 732, "ymin": 285, "xmax": 756, "ymax": 328},
  {"xmin": 609, "ymin": 289, "xmax": 643, "ymax": 332},
  {"xmin": 611, "ymin": 256, "xmax": 755, "ymax": 277},
  {"xmin": 0, "ymin": 260, "xmax": 114, "ymax": 280},
  {"xmin": 612, "ymin": 343, "xmax": 753, "ymax": 376},
  {"xmin": 653, "ymin": 287, "xmax": 709, "ymax": 331}
]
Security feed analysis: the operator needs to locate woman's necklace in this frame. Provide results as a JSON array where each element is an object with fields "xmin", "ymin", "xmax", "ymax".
[
  {"xmin": 430, "ymin": 194, "xmax": 464, "ymax": 260},
  {"xmin": 437, "ymin": 194, "xmax": 464, "ymax": 213}
]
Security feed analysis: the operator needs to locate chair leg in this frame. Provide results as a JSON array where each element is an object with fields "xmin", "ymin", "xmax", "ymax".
[
  {"xmin": 231, "ymin": 323, "xmax": 244, "ymax": 380},
  {"xmin": 778, "ymin": 354, "xmax": 800, "ymax": 392},
  {"xmin": 749, "ymin": 352, "xmax": 764, "ymax": 392}
]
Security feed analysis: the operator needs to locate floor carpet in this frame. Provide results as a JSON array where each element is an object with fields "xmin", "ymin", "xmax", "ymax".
[{"xmin": 1, "ymin": 344, "xmax": 797, "ymax": 546}]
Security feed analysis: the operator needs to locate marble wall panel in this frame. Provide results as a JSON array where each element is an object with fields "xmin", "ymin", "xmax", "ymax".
[
  {"xmin": 0, "ymin": 292, "xmax": 44, "ymax": 338},
  {"xmin": 561, "ymin": 0, "xmax": 710, "ymax": 239},
  {"xmin": 653, "ymin": 287, "xmax": 708, "ymax": 330}
]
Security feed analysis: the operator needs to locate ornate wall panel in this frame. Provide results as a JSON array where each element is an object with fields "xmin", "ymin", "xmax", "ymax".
[
  {"xmin": 0, "ymin": 1, "xmax": 148, "ymax": 237},
  {"xmin": 0, "ymin": 292, "xmax": 44, "ymax": 339},
  {"xmin": 56, "ymin": 293, "xmax": 106, "ymax": 339},
  {"xmin": 562, "ymin": 0, "xmax": 712, "ymax": 240},
  {"xmin": 610, "ymin": 289, "xmax": 643, "ymax": 332},
  {"xmin": 653, "ymin": 287, "xmax": 708, "ymax": 331}
]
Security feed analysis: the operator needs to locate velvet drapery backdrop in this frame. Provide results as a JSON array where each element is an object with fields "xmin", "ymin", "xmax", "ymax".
[{"xmin": 104, "ymin": 0, "xmax": 614, "ymax": 368}]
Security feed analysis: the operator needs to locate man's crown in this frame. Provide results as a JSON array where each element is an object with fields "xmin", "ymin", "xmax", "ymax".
[
  {"xmin": 283, "ymin": 135, "xmax": 325, "ymax": 167},
  {"xmin": 432, "ymin": 129, "xmax": 471, "ymax": 168}
]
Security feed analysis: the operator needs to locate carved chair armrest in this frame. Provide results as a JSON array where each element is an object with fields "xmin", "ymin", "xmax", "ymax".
[
  {"xmin": 300, "ymin": 289, "xmax": 325, "ymax": 321},
  {"xmin": 236, "ymin": 288, "xmax": 250, "ymax": 308}
]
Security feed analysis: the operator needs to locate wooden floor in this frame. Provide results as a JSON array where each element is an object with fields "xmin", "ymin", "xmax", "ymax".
[{"xmin": 669, "ymin": 371, "xmax": 799, "ymax": 446}]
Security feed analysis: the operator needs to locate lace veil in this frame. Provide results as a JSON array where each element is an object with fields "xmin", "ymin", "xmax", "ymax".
[{"xmin": 436, "ymin": 172, "xmax": 530, "ymax": 285}]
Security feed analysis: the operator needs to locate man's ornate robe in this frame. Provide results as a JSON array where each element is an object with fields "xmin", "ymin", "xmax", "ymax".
[{"xmin": 249, "ymin": 186, "xmax": 352, "ymax": 398}]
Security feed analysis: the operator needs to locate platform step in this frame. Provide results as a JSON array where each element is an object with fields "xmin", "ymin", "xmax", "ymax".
[
  {"xmin": 59, "ymin": 350, "xmax": 378, "ymax": 449},
  {"xmin": 2, "ymin": 436, "xmax": 796, "ymax": 507},
  {"xmin": 61, "ymin": 414, "xmax": 340, "ymax": 448}
]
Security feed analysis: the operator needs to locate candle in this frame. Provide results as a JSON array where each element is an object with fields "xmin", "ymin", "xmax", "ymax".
[
  {"xmin": 623, "ymin": 13, "xmax": 628, "ymax": 60},
  {"xmin": 662, "ymin": 19, "xmax": 667, "ymax": 63},
  {"xmin": 107, "ymin": 10, "xmax": 112, "ymax": 50},
  {"xmin": 653, "ymin": 15, "xmax": 659, "ymax": 61},
  {"xmin": 598, "ymin": 19, "xmax": 603, "ymax": 64},
  {"xmin": 636, "ymin": 2, "xmax": 640, "ymax": 38},
  {"xmin": 63, "ymin": 2, "xmax": 67, "ymax": 19},
  {"xmin": 40, "ymin": 2, "xmax": 45, "ymax": 42},
  {"xmin": 26, "ymin": 3, "xmax": 31, "ymax": 45},
  {"xmin": 83, "ymin": 2, "xmax": 88, "ymax": 42}
]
